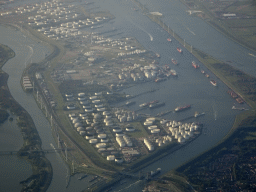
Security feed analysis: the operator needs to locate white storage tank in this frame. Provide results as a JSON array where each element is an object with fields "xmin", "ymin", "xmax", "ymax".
[
  {"xmin": 115, "ymin": 158, "xmax": 123, "ymax": 164},
  {"xmin": 89, "ymin": 96, "xmax": 97, "ymax": 100},
  {"xmin": 89, "ymin": 139, "xmax": 98, "ymax": 144},
  {"xmin": 107, "ymin": 155, "xmax": 115, "ymax": 161},
  {"xmin": 86, "ymin": 135, "xmax": 94, "ymax": 140},
  {"xmin": 92, "ymin": 100, "xmax": 101, "ymax": 104},
  {"xmin": 101, "ymin": 138, "xmax": 109, "ymax": 143},
  {"xmin": 79, "ymin": 131, "xmax": 86, "ymax": 136},
  {"xmin": 97, "ymin": 108, "xmax": 105, "ymax": 112},
  {"xmin": 96, "ymin": 143, "xmax": 107, "ymax": 148},
  {"xmin": 77, "ymin": 127, "xmax": 85, "ymax": 132},
  {"xmin": 144, "ymin": 121, "xmax": 153, "ymax": 126},
  {"xmin": 98, "ymin": 134, "xmax": 107, "ymax": 139},
  {"xmin": 148, "ymin": 125, "xmax": 157, "ymax": 130},
  {"xmin": 151, "ymin": 129, "xmax": 160, "ymax": 134},
  {"xmin": 74, "ymin": 123, "xmax": 82, "ymax": 128}
]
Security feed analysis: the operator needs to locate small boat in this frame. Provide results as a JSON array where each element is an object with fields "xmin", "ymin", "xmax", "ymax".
[
  {"xmin": 171, "ymin": 59, "xmax": 178, "ymax": 65},
  {"xmin": 177, "ymin": 47, "xmax": 182, "ymax": 53},
  {"xmin": 192, "ymin": 61, "xmax": 199, "ymax": 69},
  {"xmin": 210, "ymin": 80, "xmax": 217, "ymax": 86},
  {"xmin": 167, "ymin": 38, "xmax": 172, "ymax": 42}
]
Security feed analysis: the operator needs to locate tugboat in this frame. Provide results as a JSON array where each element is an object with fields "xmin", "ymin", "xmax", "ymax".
[
  {"xmin": 177, "ymin": 47, "xmax": 183, "ymax": 53},
  {"xmin": 171, "ymin": 59, "xmax": 178, "ymax": 65},
  {"xmin": 210, "ymin": 80, "xmax": 217, "ymax": 86},
  {"xmin": 192, "ymin": 61, "xmax": 200, "ymax": 69}
]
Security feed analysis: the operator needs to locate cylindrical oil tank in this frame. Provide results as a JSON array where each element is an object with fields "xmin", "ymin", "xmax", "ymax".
[
  {"xmin": 89, "ymin": 96, "xmax": 97, "ymax": 100},
  {"xmin": 79, "ymin": 131, "xmax": 86, "ymax": 136},
  {"xmin": 107, "ymin": 155, "xmax": 115, "ymax": 161},
  {"xmin": 72, "ymin": 119, "xmax": 80, "ymax": 124},
  {"xmin": 98, "ymin": 134, "xmax": 107, "ymax": 139},
  {"xmin": 98, "ymin": 148, "xmax": 106, "ymax": 153},
  {"xmin": 74, "ymin": 123, "xmax": 82, "ymax": 128},
  {"xmin": 97, "ymin": 108, "xmax": 105, "ymax": 112},
  {"xmin": 81, "ymin": 116, "xmax": 89, "ymax": 120},
  {"xmin": 126, "ymin": 127, "xmax": 135, "ymax": 132},
  {"xmin": 80, "ymin": 101, "xmax": 88, "ymax": 105},
  {"xmin": 77, "ymin": 127, "xmax": 85, "ymax": 132},
  {"xmin": 148, "ymin": 125, "xmax": 157, "ymax": 130},
  {"xmin": 113, "ymin": 128, "xmax": 122, "ymax": 133},
  {"xmin": 115, "ymin": 158, "xmax": 123, "ymax": 163},
  {"xmin": 79, "ymin": 113, "xmax": 87, "ymax": 117},
  {"xmin": 95, "ymin": 104, "xmax": 103, "ymax": 108},
  {"xmin": 78, "ymin": 97, "xmax": 86, "ymax": 101},
  {"xmin": 105, "ymin": 122, "xmax": 113, "ymax": 126},
  {"xmin": 69, "ymin": 113, "xmax": 76, "ymax": 118},
  {"xmin": 92, "ymin": 100, "xmax": 101, "ymax": 104},
  {"xmin": 85, "ymin": 135, "xmax": 94, "ymax": 140},
  {"xmin": 151, "ymin": 129, "xmax": 160, "ymax": 134},
  {"xmin": 101, "ymin": 138, "xmax": 109, "ymax": 143},
  {"xmin": 146, "ymin": 117, "xmax": 155, "ymax": 122},
  {"xmin": 85, "ymin": 109, "xmax": 93, "ymax": 112},
  {"xmin": 103, "ymin": 111, "xmax": 110, "ymax": 116},
  {"xmin": 144, "ymin": 121, "xmax": 153, "ymax": 126},
  {"xmin": 78, "ymin": 92, "xmax": 85, "ymax": 97},
  {"xmin": 89, "ymin": 139, "xmax": 98, "ymax": 144},
  {"xmin": 96, "ymin": 143, "xmax": 107, "ymax": 148}
]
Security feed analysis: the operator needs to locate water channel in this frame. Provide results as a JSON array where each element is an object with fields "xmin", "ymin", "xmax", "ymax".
[{"xmin": 0, "ymin": 0, "xmax": 255, "ymax": 191}]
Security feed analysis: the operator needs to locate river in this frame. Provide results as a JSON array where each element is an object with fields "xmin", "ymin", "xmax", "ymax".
[{"xmin": 0, "ymin": 0, "xmax": 254, "ymax": 191}]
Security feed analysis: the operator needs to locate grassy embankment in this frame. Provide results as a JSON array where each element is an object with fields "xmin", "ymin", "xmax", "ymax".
[{"xmin": 0, "ymin": 43, "xmax": 53, "ymax": 191}]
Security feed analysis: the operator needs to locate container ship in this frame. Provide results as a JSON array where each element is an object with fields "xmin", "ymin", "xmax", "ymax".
[
  {"xmin": 177, "ymin": 47, "xmax": 182, "ymax": 53},
  {"xmin": 167, "ymin": 38, "xmax": 172, "ymax": 42},
  {"xmin": 192, "ymin": 61, "xmax": 199, "ymax": 69},
  {"xmin": 149, "ymin": 102, "xmax": 165, "ymax": 109},
  {"xmin": 210, "ymin": 80, "xmax": 217, "ymax": 86},
  {"xmin": 171, "ymin": 59, "xmax": 178, "ymax": 65},
  {"xmin": 175, "ymin": 105, "xmax": 191, "ymax": 112}
]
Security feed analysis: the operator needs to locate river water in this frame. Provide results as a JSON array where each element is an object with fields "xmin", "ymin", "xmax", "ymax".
[{"xmin": 0, "ymin": 0, "xmax": 254, "ymax": 191}]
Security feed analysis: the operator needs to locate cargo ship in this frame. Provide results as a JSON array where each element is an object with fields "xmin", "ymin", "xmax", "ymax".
[
  {"xmin": 174, "ymin": 105, "xmax": 191, "ymax": 112},
  {"xmin": 139, "ymin": 100, "xmax": 158, "ymax": 107},
  {"xmin": 210, "ymin": 80, "xmax": 217, "ymax": 86},
  {"xmin": 171, "ymin": 59, "xmax": 178, "ymax": 65},
  {"xmin": 192, "ymin": 61, "xmax": 199, "ymax": 69},
  {"xmin": 177, "ymin": 47, "xmax": 182, "ymax": 53},
  {"xmin": 149, "ymin": 102, "xmax": 165, "ymax": 109},
  {"xmin": 167, "ymin": 38, "xmax": 172, "ymax": 42},
  {"xmin": 125, "ymin": 101, "xmax": 136, "ymax": 106}
]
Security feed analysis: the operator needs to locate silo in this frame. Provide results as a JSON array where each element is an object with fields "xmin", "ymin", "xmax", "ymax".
[
  {"xmin": 98, "ymin": 134, "xmax": 107, "ymax": 139},
  {"xmin": 115, "ymin": 158, "xmax": 123, "ymax": 164},
  {"xmin": 107, "ymin": 155, "xmax": 115, "ymax": 161},
  {"xmin": 89, "ymin": 139, "xmax": 98, "ymax": 144},
  {"xmin": 79, "ymin": 131, "xmax": 86, "ymax": 136},
  {"xmin": 96, "ymin": 143, "xmax": 107, "ymax": 148},
  {"xmin": 77, "ymin": 127, "xmax": 85, "ymax": 132},
  {"xmin": 151, "ymin": 129, "xmax": 160, "ymax": 134},
  {"xmin": 144, "ymin": 121, "xmax": 153, "ymax": 126}
]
